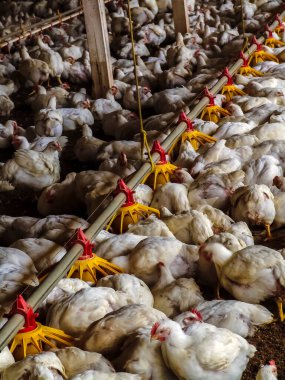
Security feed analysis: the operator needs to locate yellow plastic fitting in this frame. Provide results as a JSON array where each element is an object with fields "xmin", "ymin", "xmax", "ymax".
[
  {"xmin": 67, "ymin": 229, "xmax": 123, "ymax": 282},
  {"xmin": 106, "ymin": 179, "xmax": 160, "ymax": 233},
  {"xmin": 9, "ymin": 296, "xmax": 73, "ymax": 361},
  {"xmin": 200, "ymin": 88, "xmax": 230, "ymax": 123},
  {"xmin": 142, "ymin": 140, "xmax": 178, "ymax": 189},
  {"xmin": 168, "ymin": 112, "xmax": 217, "ymax": 154}
]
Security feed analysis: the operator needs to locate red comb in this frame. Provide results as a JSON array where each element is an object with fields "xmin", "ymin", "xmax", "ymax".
[
  {"xmin": 269, "ymin": 360, "xmax": 276, "ymax": 366},
  {"xmin": 151, "ymin": 322, "xmax": 160, "ymax": 336},
  {"xmin": 191, "ymin": 309, "xmax": 203, "ymax": 321}
]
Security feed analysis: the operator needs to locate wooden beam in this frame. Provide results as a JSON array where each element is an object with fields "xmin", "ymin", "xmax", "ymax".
[
  {"xmin": 172, "ymin": 0, "xmax": 190, "ymax": 35},
  {"xmin": 82, "ymin": 0, "xmax": 113, "ymax": 99}
]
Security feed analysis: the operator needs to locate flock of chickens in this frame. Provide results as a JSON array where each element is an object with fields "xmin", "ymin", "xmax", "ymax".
[{"xmin": 1, "ymin": 0, "xmax": 285, "ymax": 379}]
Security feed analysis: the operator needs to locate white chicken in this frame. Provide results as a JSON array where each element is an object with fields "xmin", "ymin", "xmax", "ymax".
[
  {"xmin": 26, "ymin": 85, "xmax": 57, "ymax": 112},
  {"xmin": 251, "ymin": 122, "xmax": 285, "ymax": 142},
  {"xmin": 162, "ymin": 210, "xmax": 214, "ymax": 245},
  {"xmin": 225, "ymin": 134, "xmax": 260, "ymax": 149},
  {"xmin": 1, "ymin": 351, "xmax": 66, "ymax": 380},
  {"xmin": 0, "ymin": 346, "xmax": 14, "ymax": 372},
  {"xmin": 190, "ymin": 140, "xmax": 248, "ymax": 177},
  {"xmin": 91, "ymin": 96, "xmax": 123, "ymax": 121},
  {"xmin": 96, "ymin": 233, "xmax": 147, "ymax": 268},
  {"xmin": 0, "ymin": 140, "xmax": 61, "ymax": 191},
  {"xmin": 96, "ymin": 232, "xmax": 147, "ymax": 260},
  {"xmin": 63, "ymin": 50, "xmax": 91, "ymax": 83},
  {"xmin": 97, "ymin": 140, "xmax": 145, "ymax": 161},
  {"xmin": 19, "ymin": 46, "xmax": 50, "ymax": 86},
  {"xmin": 59, "ymin": 43, "xmax": 84, "ymax": 61},
  {"xmin": 253, "ymin": 141, "xmax": 285, "ymax": 170},
  {"xmin": 41, "ymin": 278, "xmax": 90, "ymax": 310},
  {"xmin": 80, "ymin": 304, "xmax": 166, "ymax": 356},
  {"xmin": 0, "ymin": 120, "xmax": 16, "ymax": 148},
  {"xmin": 166, "ymin": 33, "xmax": 195, "ymax": 66},
  {"xmin": 127, "ymin": 214, "xmax": 175, "ymax": 238},
  {"xmin": 229, "ymin": 222, "xmax": 255, "ymax": 247},
  {"xmin": 10, "ymin": 238, "xmax": 66, "ymax": 273},
  {"xmin": 0, "ymin": 246, "xmax": 39, "ymax": 313},
  {"xmin": 151, "ymin": 316, "xmax": 256, "ymax": 380},
  {"xmin": 200, "ymin": 243, "xmax": 285, "ymax": 320},
  {"xmin": 113, "ymin": 326, "xmax": 177, "ymax": 380},
  {"xmin": 57, "ymin": 107, "xmax": 94, "ymax": 131},
  {"xmin": 0, "ymin": 318, "xmax": 15, "ymax": 371},
  {"xmin": 74, "ymin": 125, "xmax": 106, "ymax": 164},
  {"xmin": 97, "ymin": 273, "xmax": 154, "ymax": 307},
  {"xmin": 81, "ymin": 172, "xmax": 121, "ymax": 219},
  {"xmin": 206, "ymin": 232, "xmax": 246, "ymax": 253},
  {"xmin": 37, "ymin": 172, "xmax": 77, "ymax": 216},
  {"xmin": 243, "ymin": 155, "xmax": 283, "ymax": 187},
  {"xmin": 151, "ymin": 182, "xmax": 190, "ymax": 214},
  {"xmin": 231, "ymin": 184, "xmax": 276, "ymax": 238},
  {"xmin": 54, "ymin": 347, "xmax": 114, "ymax": 378},
  {"xmin": 188, "ymin": 170, "xmax": 245, "ymax": 210},
  {"xmin": 129, "ymin": 236, "xmax": 198, "ymax": 286},
  {"xmin": 69, "ymin": 371, "xmax": 141, "ymax": 380},
  {"xmin": 0, "ymin": 214, "xmax": 89, "ymax": 246},
  {"xmin": 47, "ymin": 287, "xmax": 129, "ymax": 337},
  {"xmin": 195, "ymin": 204, "xmax": 233, "ymax": 233},
  {"xmin": 0, "ymin": 93, "xmax": 14, "ymax": 116},
  {"xmin": 37, "ymin": 35, "xmax": 64, "ymax": 84},
  {"xmin": 174, "ymin": 140, "xmax": 199, "ymax": 168},
  {"xmin": 175, "ymin": 300, "xmax": 273, "ymax": 338},
  {"xmin": 256, "ymin": 360, "xmax": 278, "ymax": 380},
  {"xmin": 34, "ymin": 97, "xmax": 63, "ymax": 137},
  {"xmin": 213, "ymin": 121, "xmax": 255, "ymax": 140},
  {"xmin": 99, "ymin": 152, "xmax": 136, "ymax": 178},
  {"xmin": 152, "ymin": 262, "xmax": 204, "ymax": 317},
  {"xmin": 12, "ymin": 135, "xmax": 68, "ymax": 153}
]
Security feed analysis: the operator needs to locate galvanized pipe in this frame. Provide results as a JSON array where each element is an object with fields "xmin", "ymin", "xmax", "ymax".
[
  {"xmin": 0, "ymin": 10, "xmax": 284, "ymax": 352},
  {"xmin": 0, "ymin": 0, "xmax": 116, "ymax": 49},
  {"xmin": 0, "ymin": 7, "xmax": 84, "ymax": 49}
]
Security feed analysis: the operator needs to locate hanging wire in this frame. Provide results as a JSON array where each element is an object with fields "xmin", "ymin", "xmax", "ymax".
[
  {"xmin": 126, "ymin": 0, "xmax": 155, "ymax": 170},
  {"xmin": 240, "ymin": 0, "xmax": 249, "ymax": 53},
  {"xmin": 0, "ymin": 7, "xmax": 84, "ymax": 50}
]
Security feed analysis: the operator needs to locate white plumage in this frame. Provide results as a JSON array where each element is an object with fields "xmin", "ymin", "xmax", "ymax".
[
  {"xmin": 47, "ymin": 287, "xmax": 129, "ymax": 337},
  {"xmin": 151, "ymin": 318, "xmax": 256, "ymax": 380},
  {"xmin": 175, "ymin": 300, "xmax": 273, "ymax": 338}
]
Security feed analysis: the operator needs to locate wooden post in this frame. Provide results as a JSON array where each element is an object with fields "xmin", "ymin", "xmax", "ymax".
[
  {"xmin": 172, "ymin": 0, "xmax": 190, "ymax": 35},
  {"xmin": 82, "ymin": 0, "xmax": 113, "ymax": 99}
]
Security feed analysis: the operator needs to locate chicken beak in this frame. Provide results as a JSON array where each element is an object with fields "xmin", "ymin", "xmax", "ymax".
[
  {"xmin": 150, "ymin": 334, "xmax": 159, "ymax": 341},
  {"xmin": 264, "ymin": 223, "xmax": 272, "ymax": 239}
]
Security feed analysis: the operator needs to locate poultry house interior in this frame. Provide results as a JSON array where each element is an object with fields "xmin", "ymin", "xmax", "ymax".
[{"xmin": 1, "ymin": 0, "xmax": 285, "ymax": 379}]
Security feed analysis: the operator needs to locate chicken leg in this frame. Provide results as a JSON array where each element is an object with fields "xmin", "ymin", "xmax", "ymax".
[
  {"xmin": 56, "ymin": 76, "xmax": 63, "ymax": 85},
  {"xmin": 276, "ymin": 297, "xmax": 284, "ymax": 322},
  {"xmin": 264, "ymin": 223, "xmax": 272, "ymax": 239},
  {"xmin": 215, "ymin": 282, "xmax": 222, "ymax": 300}
]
